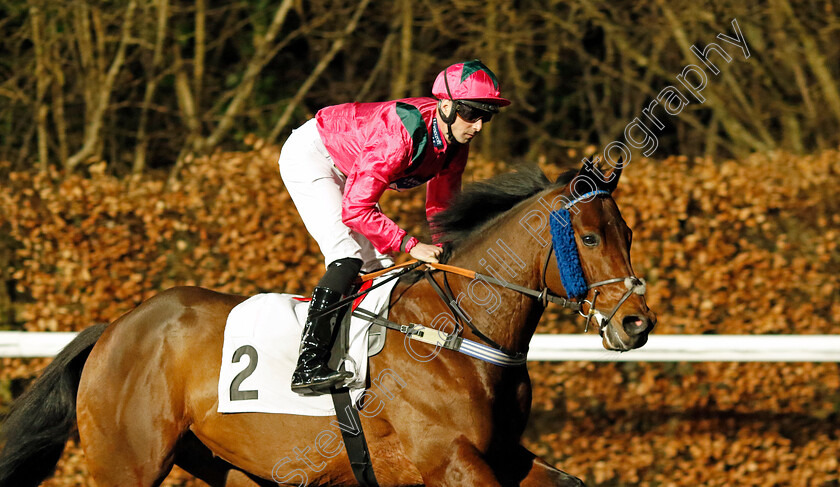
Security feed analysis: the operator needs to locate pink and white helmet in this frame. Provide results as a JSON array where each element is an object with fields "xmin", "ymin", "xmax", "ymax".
[{"xmin": 432, "ymin": 60, "xmax": 510, "ymax": 107}]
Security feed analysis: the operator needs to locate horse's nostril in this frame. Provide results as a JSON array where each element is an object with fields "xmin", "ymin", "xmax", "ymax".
[{"xmin": 622, "ymin": 315, "xmax": 648, "ymax": 336}]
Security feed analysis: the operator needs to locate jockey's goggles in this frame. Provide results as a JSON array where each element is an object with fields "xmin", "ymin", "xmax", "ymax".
[{"xmin": 455, "ymin": 100, "xmax": 498, "ymax": 123}]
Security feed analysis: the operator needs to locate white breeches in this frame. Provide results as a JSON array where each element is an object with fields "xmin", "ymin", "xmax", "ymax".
[{"xmin": 278, "ymin": 119, "xmax": 394, "ymax": 272}]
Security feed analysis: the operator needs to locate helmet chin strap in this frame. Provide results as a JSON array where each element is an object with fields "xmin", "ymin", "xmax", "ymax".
[
  {"xmin": 437, "ymin": 102, "xmax": 458, "ymax": 144},
  {"xmin": 437, "ymin": 66, "xmax": 459, "ymax": 145}
]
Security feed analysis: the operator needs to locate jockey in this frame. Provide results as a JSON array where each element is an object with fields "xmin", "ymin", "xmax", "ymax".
[{"xmin": 278, "ymin": 60, "xmax": 510, "ymax": 395}]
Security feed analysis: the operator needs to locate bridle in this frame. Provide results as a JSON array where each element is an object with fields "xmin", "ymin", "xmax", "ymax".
[{"xmin": 537, "ymin": 189, "xmax": 647, "ymax": 334}]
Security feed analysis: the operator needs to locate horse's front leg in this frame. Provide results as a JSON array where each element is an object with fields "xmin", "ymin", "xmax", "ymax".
[{"xmin": 514, "ymin": 446, "xmax": 585, "ymax": 487}]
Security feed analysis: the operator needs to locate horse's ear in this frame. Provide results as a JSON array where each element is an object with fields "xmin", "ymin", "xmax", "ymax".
[
  {"xmin": 578, "ymin": 155, "xmax": 623, "ymax": 193},
  {"xmin": 604, "ymin": 157, "xmax": 623, "ymax": 193}
]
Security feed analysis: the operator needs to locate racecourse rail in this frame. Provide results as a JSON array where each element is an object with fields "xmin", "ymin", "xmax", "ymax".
[{"xmin": 1, "ymin": 332, "xmax": 839, "ymax": 361}]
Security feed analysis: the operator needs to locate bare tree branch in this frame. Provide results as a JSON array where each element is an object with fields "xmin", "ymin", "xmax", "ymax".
[
  {"xmin": 66, "ymin": 0, "xmax": 138, "ymax": 171},
  {"xmin": 194, "ymin": 0, "xmax": 206, "ymax": 113},
  {"xmin": 134, "ymin": 0, "xmax": 170, "ymax": 174},
  {"xmin": 771, "ymin": 0, "xmax": 840, "ymax": 126},
  {"xmin": 197, "ymin": 0, "xmax": 296, "ymax": 152},
  {"xmin": 30, "ymin": 4, "xmax": 50, "ymax": 171},
  {"xmin": 268, "ymin": 0, "xmax": 372, "ymax": 142},
  {"xmin": 356, "ymin": 27, "xmax": 399, "ymax": 101},
  {"xmin": 390, "ymin": 0, "xmax": 412, "ymax": 99}
]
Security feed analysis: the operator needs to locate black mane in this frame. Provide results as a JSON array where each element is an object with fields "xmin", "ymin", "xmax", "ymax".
[{"xmin": 431, "ymin": 165, "xmax": 576, "ymax": 246}]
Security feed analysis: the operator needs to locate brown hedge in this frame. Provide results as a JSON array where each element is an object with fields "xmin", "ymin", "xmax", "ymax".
[{"xmin": 1, "ymin": 144, "xmax": 838, "ymax": 486}]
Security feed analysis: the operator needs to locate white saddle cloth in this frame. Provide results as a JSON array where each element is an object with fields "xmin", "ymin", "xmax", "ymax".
[{"xmin": 217, "ymin": 277, "xmax": 397, "ymax": 416}]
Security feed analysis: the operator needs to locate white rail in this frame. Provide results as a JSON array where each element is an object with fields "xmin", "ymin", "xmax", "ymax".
[
  {"xmin": 2, "ymin": 332, "xmax": 839, "ymax": 362},
  {"xmin": 0, "ymin": 332, "xmax": 81, "ymax": 358},
  {"xmin": 526, "ymin": 334, "xmax": 840, "ymax": 362}
]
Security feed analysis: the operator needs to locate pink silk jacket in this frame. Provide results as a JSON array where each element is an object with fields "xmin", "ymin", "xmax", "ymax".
[{"xmin": 316, "ymin": 97, "xmax": 467, "ymax": 254}]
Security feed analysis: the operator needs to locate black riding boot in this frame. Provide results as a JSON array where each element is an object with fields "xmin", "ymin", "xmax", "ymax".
[
  {"xmin": 291, "ymin": 258, "xmax": 362, "ymax": 395},
  {"xmin": 290, "ymin": 286, "xmax": 353, "ymax": 395}
]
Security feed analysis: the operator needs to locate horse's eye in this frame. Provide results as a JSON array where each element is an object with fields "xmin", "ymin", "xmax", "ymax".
[{"xmin": 581, "ymin": 234, "xmax": 600, "ymax": 247}]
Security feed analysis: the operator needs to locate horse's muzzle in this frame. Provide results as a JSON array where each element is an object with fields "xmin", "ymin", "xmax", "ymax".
[{"xmin": 601, "ymin": 313, "xmax": 656, "ymax": 351}]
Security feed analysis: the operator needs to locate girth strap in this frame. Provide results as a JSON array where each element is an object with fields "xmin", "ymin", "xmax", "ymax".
[{"xmin": 330, "ymin": 388, "xmax": 379, "ymax": 486}]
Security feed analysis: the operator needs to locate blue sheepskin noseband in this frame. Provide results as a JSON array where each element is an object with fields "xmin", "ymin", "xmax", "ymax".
[{"xmin": 549, "ymin": 190, "xmax": 610, "ymax": 299}]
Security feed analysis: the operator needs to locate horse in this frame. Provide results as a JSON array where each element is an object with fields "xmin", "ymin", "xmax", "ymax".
[{"xmin": 0, "ymin": 162, "xmax": 655, "ymax": 487}]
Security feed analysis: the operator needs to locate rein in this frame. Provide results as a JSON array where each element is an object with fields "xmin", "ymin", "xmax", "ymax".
[
  {"xmin": 328, "ymin": 191, "xmax": 647, "ymax": 368},
  {"xmin": 344, "ymin": 254, "xmax": 645, "ymax": 369},
  {"xmin": 417, "ymin": 262, "xmax": 645, "ymax": 365},
  {"xmin": 306, "ymin": 261, "xmax": 425, "ymax": 320}
]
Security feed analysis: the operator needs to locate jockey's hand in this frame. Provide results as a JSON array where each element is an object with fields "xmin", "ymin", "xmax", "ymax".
[{"xmin": 409, "ymin": 242, "xmax": 443, "ymax": 264}]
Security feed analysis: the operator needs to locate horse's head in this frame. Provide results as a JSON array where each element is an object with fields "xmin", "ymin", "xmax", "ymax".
[
  {"xmin": 541, "ymin": 160, "xmax": 656, "ymax": 351},
  {"xmin": 432, "ymin": 162, "xmax": 654, "ymax": 351}
]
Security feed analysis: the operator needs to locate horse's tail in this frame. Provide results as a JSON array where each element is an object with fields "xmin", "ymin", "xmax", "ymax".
[{"xmin": 0, "ymin": 323, "xmax": 107, "ymax": 487}]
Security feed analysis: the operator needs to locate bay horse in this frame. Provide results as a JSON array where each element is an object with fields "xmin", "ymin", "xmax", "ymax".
[{"xmin": 0, "ymin": 163, "xmax": 655, "ymax": 486}]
